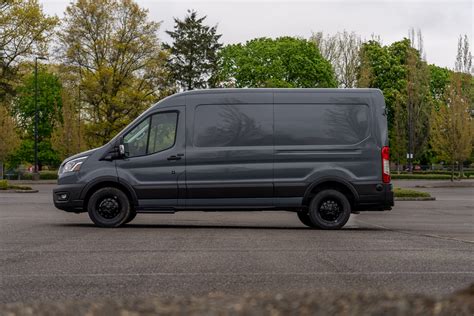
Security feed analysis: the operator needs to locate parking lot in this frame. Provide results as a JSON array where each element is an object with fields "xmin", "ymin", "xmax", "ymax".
[{"xmin": 0, "ymin": 181, "xmax": 473, "ymax": 304}]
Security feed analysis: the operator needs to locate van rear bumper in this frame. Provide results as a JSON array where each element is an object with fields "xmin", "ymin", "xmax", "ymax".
[
  {"xmin": 353, "ymin": 182, "xmax": 394, "ymax": 211},
  {"xmin": 53, "ymin": 184, "xmax": 85, "ymax": 213}
]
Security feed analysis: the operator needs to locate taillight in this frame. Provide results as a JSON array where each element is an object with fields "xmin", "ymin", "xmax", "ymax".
[{"xmin": 382, "ymin": 146, "xmax": 390, "ymax": 183}]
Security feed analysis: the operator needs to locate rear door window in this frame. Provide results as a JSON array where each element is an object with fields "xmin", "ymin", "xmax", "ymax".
[{"xmin": 274, "ymin": 104, "xmax": 370, "ymax": 146}]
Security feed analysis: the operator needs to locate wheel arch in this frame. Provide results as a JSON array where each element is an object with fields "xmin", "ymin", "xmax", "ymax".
[
  {"xmin": 81, "ymin": 178, "xmax": 138, "ymax": 211},
  {"xmin": 303, "ymin": 177, "xmax": 358, "ymax": 209}
]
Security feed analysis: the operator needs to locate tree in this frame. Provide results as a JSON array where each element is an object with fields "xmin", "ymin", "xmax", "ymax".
[
  {"xmin": 0, "ymin": 104, "xmax": 20, "ymax": 177},
  {"xmin": 0, "ymin": 0, "xmax": 58, "ymax": 101},
  {"xmin": 217, "ymin": 37, "xmax": 337, "ymax": 88},
  {"xmin": 10, "ymin": 69, "xmax": 63, "ymax": 169},
  {"xmin": 429, "ymin": 65, "xmax": 451, "ymax": 105},
  {"xmin": 310, "ymin": 30, "xmax": 362, "ymax": 88},
  {"xmin": 59, "ymin": 0, "xmax": 171, "ymax": 147},
  {"xmin": 406, "ymin": 43, "xmax": 432, "ymax": 170},
  {"xmin": 164, "ymin": 10, "xmax": 222, "ymax": 90},
  {"xmin": 455, "ymin": 35, "xmax": 473, "ymax": 74},
  {"xmin": 431, "ymin": 74, "xmax": 473, "ymax": 181},
  {"xmin": 390, "ymin": 96, "xmax": 407, "ymax": 172},
  {"xmin": 358, "ymin": 39, "xmax": 432, "ymax": 168},
  {"xmin": 51, "ymin": 65, "xmax": 87, "ymax": 160}
]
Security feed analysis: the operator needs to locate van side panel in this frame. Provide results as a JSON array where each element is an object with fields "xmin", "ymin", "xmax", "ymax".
[
  {"xmin": 185, "ymin": 91, "xmax": 274, "ymax": 207},
  {"xmin": 273, "ymin": 91, "xmax": 383, "ymax": 208}
]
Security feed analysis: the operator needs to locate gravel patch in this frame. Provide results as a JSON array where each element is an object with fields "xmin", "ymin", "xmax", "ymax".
[{"xmin": 1, "ymin": 285, "xmax": 473, "ymax": 316}]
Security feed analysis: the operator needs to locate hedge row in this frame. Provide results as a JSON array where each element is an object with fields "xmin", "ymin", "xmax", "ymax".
[
  {"xmin": 392, "ymin": 170, "xmax": 473, "ymax": 178},
  {"xmin": 391, "ymin": 174, "xmax": 455, "ymax": 180},
  {"xmin": 9, "ymin": 171, "xmax": 58, "ymax": 180},
  {"xmin": 393, "ymin": 187, "xmax": 431, "ymax": 198}
]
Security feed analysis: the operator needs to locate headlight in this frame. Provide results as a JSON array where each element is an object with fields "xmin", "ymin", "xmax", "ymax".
[{"xmin": 58, "ymin": 156, "xmax": 88, "ymax": 175}]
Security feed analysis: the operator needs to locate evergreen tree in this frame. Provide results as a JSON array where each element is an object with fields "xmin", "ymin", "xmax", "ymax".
[{"xmin": 164, "ymin": 10, "xmax": 223, "ymax": 90}]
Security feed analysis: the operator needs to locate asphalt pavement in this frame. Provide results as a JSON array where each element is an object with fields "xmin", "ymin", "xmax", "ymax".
[{"xmin": 0, "ymin": 181, "xmax": 473, "ymax": 304}]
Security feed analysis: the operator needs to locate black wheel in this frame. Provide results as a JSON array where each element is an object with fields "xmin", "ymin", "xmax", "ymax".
[
  {"xmin": 124, "ymin": 210, "xmax": 137, "ymax": 224},
  {"xmin": 297, "ymin": 211, "xmax": 318, "ymax": 228},
  {"xmin": 87, "ymin": 187, "xmax": 131, "ymax": 228},
  {"xmin": 308, "ymin": 189, "xmax": 351, "ymax": 230}
]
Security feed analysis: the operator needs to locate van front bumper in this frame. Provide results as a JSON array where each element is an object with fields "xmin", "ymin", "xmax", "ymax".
[{"xmin": 53, "ymin": 184, "xmax": 85, "ymax": 213}]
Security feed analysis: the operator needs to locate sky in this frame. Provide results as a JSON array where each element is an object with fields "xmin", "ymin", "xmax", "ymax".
[{"xmin": 41, "ymin": 0, "xmax": 473, "ymax": 69}]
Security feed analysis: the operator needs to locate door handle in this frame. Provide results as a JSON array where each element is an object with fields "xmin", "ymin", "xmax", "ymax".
[{"xmin": 167, "ymin": 155, "xmax": 182, "ymax": 161}]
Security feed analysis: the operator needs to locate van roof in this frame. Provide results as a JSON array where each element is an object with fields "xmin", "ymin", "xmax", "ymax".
[
  {"xmin": 173, "ymin": 88, "xmax": 381, "ymax": 96},
  {"xmin": 153, "ymin": 88, "xmax": 384, "ymax": 110}
]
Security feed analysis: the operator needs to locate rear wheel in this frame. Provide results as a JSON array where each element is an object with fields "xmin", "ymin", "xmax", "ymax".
[
  {"xmin": 308, "ymin": 189, "xmax": 351, "ymax": 230},
  {"xmin": 87, "ymin": 187, "xmax": 131, "ymax": 228},
  {"xmin": 297, "ymin": 211, "xmax": 318, "ymax": 228}
]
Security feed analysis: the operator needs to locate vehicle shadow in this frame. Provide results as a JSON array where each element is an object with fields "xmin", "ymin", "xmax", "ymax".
[{"xmin": 56, "ymin": 223, "xmax": 386, "ymax": 231}]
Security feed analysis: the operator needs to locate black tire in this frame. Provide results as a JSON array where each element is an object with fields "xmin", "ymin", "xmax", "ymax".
[
  {"xmin": 124, "ymin": 210, "xmax": 137, "ymax": 224},
  {"xmin": 87, "ymin": 187, "xmax": 131, "ymax": 228},
  {"xmin": 297, "ymin": 211, "xmax": 318, "ymax": 228},
  {"xmin": 308, "ymin": 189, "xmax": 351, "ymax": 230}
]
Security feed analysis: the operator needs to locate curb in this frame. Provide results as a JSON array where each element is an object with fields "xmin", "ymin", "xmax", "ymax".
[
  {"xmin": 7, "ymin": 180, "xmax": 57, "ymax": 185},
  {"xmin": 14, "ymin": 189, "xmax": 39, "ymax": 193},
  {"xmin": 394, "ymin": 197, "xmax": 436, "ymax": 201},
  {"xmin": 415, "ymin": 184, "xmax": 474, "ymax": 188}
]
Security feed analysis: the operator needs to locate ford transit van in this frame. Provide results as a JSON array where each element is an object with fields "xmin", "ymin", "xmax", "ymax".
[{"xmin": 53, "ymin": 88, "xmax": 394, "ymax": 229}]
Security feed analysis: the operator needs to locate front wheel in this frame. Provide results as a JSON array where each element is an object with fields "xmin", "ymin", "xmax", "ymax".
[
  {"xmin": 124, "ymin": 210, "xmax": 137, "ymax": 224},
  {"xmin": 87, "ymin": 187, "xmax": 131, "ymax": 228},
  {"xmin": 297, "ymin": 211, "xmax": 318, "ymax": 228},
  {"xmin": 308, "ymin": 189, "xmax": 351, "ymax": 230}
]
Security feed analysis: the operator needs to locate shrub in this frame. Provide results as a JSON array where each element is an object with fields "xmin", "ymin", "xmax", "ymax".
[
  {"xmin": 0, "ymin": 180, "xmax": 7, "ymax": 190},
  {"xmin": 391, "ymin": 174, "xmax": 454, "ymax": 180},
  {"xmin": 394, "ymin": 187, "xmax": 431, "ymax": 198}
]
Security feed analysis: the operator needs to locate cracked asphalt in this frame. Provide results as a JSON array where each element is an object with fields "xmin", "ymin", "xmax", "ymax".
[{"xmin": 0, "ymin": 180, "xmax": 473, "ymax": 304}]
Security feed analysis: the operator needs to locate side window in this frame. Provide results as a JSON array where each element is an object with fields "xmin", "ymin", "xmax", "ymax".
[
  {"xmin": 274, "ymin": 104, "xmax": 370, "ymax": 146},
  {"xmin": 194, "ymin": 104, "xmax": 273, "ymax": 147},
  {"xmin": 123, "ymin": 112, "xmax": 178, "ymax": 157},
  {"xmin": 148, "ymin": 112, "xmax": 178, "ymax": 154},
  {"xmin": 123, "ymin": 118, "xmax": 150, "ymax": 157}
]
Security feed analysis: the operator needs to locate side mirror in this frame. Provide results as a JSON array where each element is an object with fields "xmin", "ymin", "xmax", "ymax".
[{"xmin": 119, "ymin": 144, "xmax": 125, "ymax": 156}]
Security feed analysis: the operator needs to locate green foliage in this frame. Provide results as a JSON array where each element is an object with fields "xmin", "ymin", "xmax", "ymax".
[
  {"xmin": 429, "ymin": 65, "xmax": 451, "ymax": 105},
  {"xmin": 12, "ymin": 70, "xmax": 63, "ymax": 137},
  {"xmin": 59, "ymin": 0, "xmax": 170, "ymax": 147},
  {"xmin": 0, "ymin": 104, "xmax": 20, "ymax": 163},
  {"xmin": 391, "ymin": 173, "xmax": 454, "ymax": 180},
  {"xmin": 358, "ymin": 39, "xmax": 433, "ymax": 164},
  {"xmin": 393, "ymin": 187, "xmax": 431, "ymax": 198},
  {"xmin": 9, "ymin": 139, "xmax": 61, "ymax": 168},
  {"xmin": 164, "ymin": 10, "xmax": 222, "ymax": 90},
  {"xmin": 9, "ymin": 70, "xmax": 63, "ymax": 168},
  {"xmin": 20, "ymin": 170, "xmax": 57, "ymax": 180},
  {"xmin": 430, "ymin": 73, "xmax": 473, "ymax": 179},
  {"xmin": 217, "ymin": 37, "xmax": 337, "ymax": 88},
  {"xmin": 0, "ymin": 0, "xmax": 58, "ymax": 102},
  {"xmin": 0, "ymin": 180, "xmax": 32, "ymax": 190}
]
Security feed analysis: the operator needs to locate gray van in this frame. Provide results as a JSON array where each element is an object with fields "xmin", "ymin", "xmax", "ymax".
[{"xmin": 53, "ymin": 88, "xmax": 394, "ymax": 229}]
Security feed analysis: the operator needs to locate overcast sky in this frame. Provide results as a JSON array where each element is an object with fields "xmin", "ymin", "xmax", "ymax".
[{"xmin": 41, "ymin": 0, "xmax": 472, "ymax": 69}]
